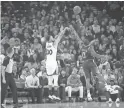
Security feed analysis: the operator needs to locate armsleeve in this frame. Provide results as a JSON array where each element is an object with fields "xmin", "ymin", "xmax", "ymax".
[
  {"xmin": 67, "ymin": 76, "xmax": 71, "ymax": 86},
  {"xmin": 2, "ymin": 57, "xmax": 10, "ymax": 67}
]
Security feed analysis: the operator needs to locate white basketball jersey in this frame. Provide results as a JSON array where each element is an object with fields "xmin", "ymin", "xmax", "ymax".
[
  {"xmin": 0, "ymin": 54, "xmax": 5, "ymax": 71},
  {"xmin": 46, "ymin": 42, "xmax": 57, "ymax": 63},
  {"xmin": 0, "ymin": 54, "xmax": 5, "ymax": 66}
]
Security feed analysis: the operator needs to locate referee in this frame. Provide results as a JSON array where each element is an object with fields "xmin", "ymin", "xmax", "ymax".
[{"xmin": 1, "ymin": 47, "xmax": 23, "ymax": 108}]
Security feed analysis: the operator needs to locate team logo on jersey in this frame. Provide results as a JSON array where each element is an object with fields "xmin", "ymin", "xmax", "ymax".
[{"xmin": 46, "ymin": 43, "xmax": 53, "ymax": 48}]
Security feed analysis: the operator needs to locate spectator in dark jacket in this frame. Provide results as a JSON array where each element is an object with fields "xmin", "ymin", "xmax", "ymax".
[
  {"xmin": 39, "ymin": 72, "xmax": 49, "ymax": 101},
  {"xmin": 58, "ymin": 69, "xmax": 68, "ymax": 101}
]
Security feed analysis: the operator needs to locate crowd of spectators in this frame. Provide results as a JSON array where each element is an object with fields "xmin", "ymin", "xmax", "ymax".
[{"xmin": 1, "ymin": 1, "xmax": 124, "ymax": 103}]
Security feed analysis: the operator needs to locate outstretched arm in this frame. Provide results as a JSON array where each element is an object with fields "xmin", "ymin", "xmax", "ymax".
[
  {"xmin": 87, "ymin": 39, "xmax": 98, "ymax": 47},
  {"xmin": 89, "ymin": 45, "xmax": 104, "ymax": 59},
  {"xmin": 69, "ymin": 25, "xmax": 82, "ymax": 45},
  {"xmin": 69, "ymin": 25, "xmax": 98, "ymax": 48},
  {"xmin": 54, "ymin": 26, "xmax": 69, "ymax": 48}
]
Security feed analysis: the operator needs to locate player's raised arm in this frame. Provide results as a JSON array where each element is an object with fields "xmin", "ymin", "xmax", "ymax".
[
  {"xmin": 69, "ymin": 25, "xmax": 82, "ymax": 45},
  {"xmin": 89, "ymin": 45, "xmax": 105, "ymax": 59},
  {"xmin": 87, "ymin": 39, "xmax": 98, "ymax": 47},
  {"xmin": 54, "ymin": 26, "xmax": 69, "ymax": 48}
]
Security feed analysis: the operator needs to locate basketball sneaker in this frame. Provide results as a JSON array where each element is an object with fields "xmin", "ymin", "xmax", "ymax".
[
  {"xmin": 108, "ymin": 103, "xmax": 112, "ymax": 107},
  {"xmin": 87, "ymin": 93, "xmax": 93, "ymax": 102},
  {"xmin": 106, "ymin": 98, "xmax": 113, "ymax": 103},
  {"xmin": 48, "ymin": 95, "xmax": 54, "ymax": 100},
  {"xmin": 52, "ymin": 95, "xmax": 61, "ymax": 101},
  {"xmin": 1, "ymin": 104, "xmax": 5, "ymax": 108},
  {"xmin": 115, "ymin": 102, "xmax": 120, "ymax": 108},
  {"xmin": 115, "ymin": 98, "xmax": 120, "ymax": 103}
]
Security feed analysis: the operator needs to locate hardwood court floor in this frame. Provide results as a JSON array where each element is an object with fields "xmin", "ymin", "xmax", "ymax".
[{"xmin": 5, "ymin": 102, "xmax": 124, "ymax": 108}]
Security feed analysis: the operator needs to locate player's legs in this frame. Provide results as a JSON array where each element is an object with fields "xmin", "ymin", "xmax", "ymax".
[
  {"xmin": 53, "ymin": 63, "xmax": 59, "ymax": 87},
  {"xmin": 46, "ymin": 61, "xmax": 60, "ymax": 100},
  {"xmin": 48, "ymin": 75, "xmax": 54, "ymax": 87},
  {"xmin": 83, "ymin": 60, "xmax": 93, "ymax": 101},
  {"xmin": 46, "ymin": 61, "xmax": 57, "ymax": 89},
  {"xmin": 91, "ymin": 60, "xmax": 100, "ymax": 76},
  {"xmin": 53, "ymin": 75, "xmax": 58, "ymax": 87},
  {"xmin": 52, "ymin": 65, "xmax": 61, "ymax": 100},
  {"xmin": 47, "ymin": 75, "xmax": 54, "ymax": 99}
]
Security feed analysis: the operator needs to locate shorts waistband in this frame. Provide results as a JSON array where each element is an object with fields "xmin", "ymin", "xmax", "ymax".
[
  {"xmin": 5, "ymin": 72, "xmax": 12, "ymax": 75},
  {"xmin": 84, "ymin": 59, "xmax": 93, "ymax": 61}
]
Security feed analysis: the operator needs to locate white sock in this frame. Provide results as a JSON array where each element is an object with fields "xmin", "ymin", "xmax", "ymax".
[
  {"xmin": 87, "ymin": 90, "xmax": 90, "ymax": 94},
  {"xmin": 87, "ymin": 90, "xmax": 91, "ymax": 98},
  {"xmin": 109, "ymin": 98, "xmax": 112, "ymax": 101},
  {"xmin": 116, "ymin": 98, "xmax": 120, "ymax": 101}
]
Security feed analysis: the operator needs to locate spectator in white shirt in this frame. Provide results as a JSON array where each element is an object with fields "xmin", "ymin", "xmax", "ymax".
[
  {"xmin": 105, "ymin": 78, "xmax": 123, "ymax": 103},
  {"xmin": 20, "ymin": 66, "xmax": 30, "ymax": 81},
  {"xmin": 25, "ymin": 68, "xmax": 41, "ymax": 103}
]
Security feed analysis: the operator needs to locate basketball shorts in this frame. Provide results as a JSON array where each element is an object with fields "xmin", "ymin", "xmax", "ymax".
[
  {"xmin": 46, "ymin": 60, "xmax": 57, "ymax": 75},
  {"xmin": 83, "ymin": 60, "xmax": 99, "ymax": 79}
]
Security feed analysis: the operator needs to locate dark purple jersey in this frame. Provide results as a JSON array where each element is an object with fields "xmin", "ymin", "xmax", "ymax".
[{"xmin": 81, "ymin": 46, "xmax": 94, "ymax": 61}]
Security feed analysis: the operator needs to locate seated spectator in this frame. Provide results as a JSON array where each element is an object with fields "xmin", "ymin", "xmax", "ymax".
[
  {"xmin": 105, "ymin": 77, "xmax": 123, "ymax": 103},
  {"xmin": 58, "ymin": 69, "xmax": 68, "ymax": 101},
  {"xmin": 25, "ymin": 68, "xmax": 41, "ymax": 103},
  {"xmin": 66, "ymin": 67, "xmax": 84, "ymax": 102},
  {"xmin": 38, "ymin": 72, "xmax": 49, "ymax": 102},
  {"xmin": 20, "ymin": 66, "xmax": 30, "ymax": 81}
]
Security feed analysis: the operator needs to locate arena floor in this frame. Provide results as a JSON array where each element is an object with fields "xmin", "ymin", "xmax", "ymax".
[{"xmin": 5, "ymin": 102, "xmax": 124, "ymax": 108}]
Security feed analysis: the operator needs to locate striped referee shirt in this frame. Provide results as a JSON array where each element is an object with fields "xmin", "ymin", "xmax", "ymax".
[{"xmin": 2, "ymin": 56, "xmax": 14, "ymax": 73}]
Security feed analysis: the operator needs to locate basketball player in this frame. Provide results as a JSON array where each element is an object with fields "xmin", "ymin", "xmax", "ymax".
[
  {"xmin": 0, "ymin": 46, "xmax": 5, "ymax": 108},
  {"xmin": 0, "ymin": 45, "xmax": 5, "ymax": 88},
  {"xmin": 0, "ymin": 45, "xmax": 5, "ymax": 66},
  {"xmin": 69, "ymin": 25, "xmax": 107, "ymax": 101},
  {"xmin": 46, "ymin": 26, "xmax": 69, "ymax": 101}
]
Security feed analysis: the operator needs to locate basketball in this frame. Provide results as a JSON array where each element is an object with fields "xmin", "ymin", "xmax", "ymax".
[
  {"xmin": 41, "ymin": 37, "xmax": 46, "ymax": 44},
  {"xmin": 73, "ymin": 6, "xmax": 81, "ymax": 15}
]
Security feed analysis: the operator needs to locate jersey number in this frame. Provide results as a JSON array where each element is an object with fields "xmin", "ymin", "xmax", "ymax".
[
  {"xmin": 82, "ymin": 52, "xmax": 86, "ymax": 58},
  {"xmin": 47, "ymin": 49, "xmax": 53, "ymax": 55}
]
